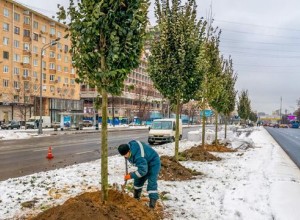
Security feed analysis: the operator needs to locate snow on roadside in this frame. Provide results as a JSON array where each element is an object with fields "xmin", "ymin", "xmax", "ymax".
[{"xmin": 0, "ymin": 126, "xmax": 300, "ymax": 220}]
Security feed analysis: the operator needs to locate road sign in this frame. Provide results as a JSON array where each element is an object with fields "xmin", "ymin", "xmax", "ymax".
[{"xmin": 200, "ymin": 110, "xmax": 213, "ymax": 117}]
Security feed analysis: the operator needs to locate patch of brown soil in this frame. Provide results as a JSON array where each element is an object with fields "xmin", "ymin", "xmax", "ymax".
[
  {"xmin": 30, "ymin": 190, "xmax": 163, "ymax": 220},
  {"xmin": 159, "ymin": 156, "xmax": 202, "ymax": 181},
  {"xmin": 202, "ymin": 144, "xmax": 237, "ymax": 152},
  {"xmin": 180, "ymin": 147, "xmax": 221, "ymax": 161}
]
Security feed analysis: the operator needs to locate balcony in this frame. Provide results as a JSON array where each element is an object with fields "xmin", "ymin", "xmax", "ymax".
[
  {"xmin": 49, "ymin": 69, "xmax": 56, "ymax": 74},
  {"xmin": 23, "ymin": 36, "xmax": 31, "ymax": 42}
]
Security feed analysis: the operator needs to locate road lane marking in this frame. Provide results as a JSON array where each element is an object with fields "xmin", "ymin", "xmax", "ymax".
[
  {"xmin": 76, "ymin": 150, "xmax": 94, "ymax": 155},
  {"xmin": 33, "ymin": 148, "xmax": 49, "ymax": 152}
]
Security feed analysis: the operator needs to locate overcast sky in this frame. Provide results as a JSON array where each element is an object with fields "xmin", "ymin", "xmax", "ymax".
[{"xmin": 15, "ymin": 0, "xmax": 300, "ymax": 115}]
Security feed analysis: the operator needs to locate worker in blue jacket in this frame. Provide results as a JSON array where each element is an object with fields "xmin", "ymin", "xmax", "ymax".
[{"xmin": 118, "ymin": 140, "xmax": 161, "ymax": 209}]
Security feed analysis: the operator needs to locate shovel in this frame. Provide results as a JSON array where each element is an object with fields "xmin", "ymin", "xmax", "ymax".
[{"xmin": 121, "ymin": 158, "xmax": 128, "ymax": 192}]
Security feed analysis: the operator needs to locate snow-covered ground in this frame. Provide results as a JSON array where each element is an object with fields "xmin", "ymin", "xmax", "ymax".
[{"xmin": 0, "ymin": 126, "xmax": 300, "ymax": 220}]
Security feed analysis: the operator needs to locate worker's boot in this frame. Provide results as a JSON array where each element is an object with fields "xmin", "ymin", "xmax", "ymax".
[
  {"xmin": 149, "ymin": 198, "xmax": 157, "ymax": 209},
  {"xmin": 133, "ymin": 189, "xmax": 142, "ymax": 200}
]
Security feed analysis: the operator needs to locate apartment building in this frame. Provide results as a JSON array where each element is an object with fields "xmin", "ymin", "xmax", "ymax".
[
  {"xmin": 80, "ymin": 50, "xmax": 166, "ymax": 124},
  {"xmin": 0, "ymin": 0, "xmax": 82, "ymax": 123}
]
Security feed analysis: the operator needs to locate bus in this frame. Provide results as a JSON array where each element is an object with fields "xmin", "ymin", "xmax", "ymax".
[{"xmin": 290, "ymin": 120, "xmax": 299, "ymax": 128}]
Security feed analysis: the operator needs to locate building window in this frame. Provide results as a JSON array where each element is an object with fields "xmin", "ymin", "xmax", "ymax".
[
  {"xmin": 3, "ymin": 65, "xmax": 9, "ymax": 73},
  {"xmin": 57, "ymin": 76, "xmax": 61, "ymax": 82},
  {"xmin": 14, "ymin": 12, "xmax": 20, "ymax": 22},
  {"xmin": 42, "ymin": 61, "xmax": 46, "ymax": 68},
  {"xmin": 64, "ymin": 67, "xmax": 68, "ymax": 72},
  {"xmin": 64, "ymin": 78, "xmax": 69, "ymax": 84},
  {"xmin": 42, "ymin": 85, "xmax": 47, "ymax": 92},
  {"xmin": 13, "ymin": 54, "xmax": 21, "ymax": 62},
  {"xmin": 50, "ymin": 75, "xmax": 55, "ymax": 81},
  {"xmin": 14, "ymin": 67, "xmax": 20, "ymax": 75},
  {"xmin": 50, "ymin": 51, "xmax": 55, "ymax": 58},
  {"xmin": 33, "ymin": 46, "xmax": 38, "ymax": 53},
  {"xmin": 50, "ymin": 86, "xmax": 55, "ymax": 93},
  {"xmin": 24, "ymin": 16, "xmax": 30, "ymax": 25},
  {"xmin": 49, "ymin": 63, "xmax": 55, "ymax": 70},
  {"xmin": 14, "ymin": 81, "xmax": 19, "ymax": 89},
  {"xmin": 50, "ymin": 27, "xmax": 55, "ymax": 35},
  {"xmin": 57, "ymin": 65, "xmax": 61, "ymax": 72},
  {"xmin": 23, "ymin": 69, "xmax": 29, "ymax": 77},
  {"xmin": 57, "ymin": 31, "xmax": 61, "ymax": 37},
  {"xmin": 33, "ymin": 71, "xmax": 38, "ymax": 78},
  {"xmin": 33, "ymin": 33, "xmax": 39, "ymax": 41},
  {"xmin": 13, "ymin": 40, "xmax": 19, "ymax": 48},
  {"xmin": 24, "ymin": 81, "xmax": 29, "ymax": 90},
  {"xmin": 33, "ymin": 59, "xmax": 38, "ymax": 66},
  {"xmin": 64, "ymin": 45, "xmax": 69, "ymax": 53},
  {"xmin": 3, "ymin": 79, "xmax": 9, "ymax": 87},
  {"xmin": 42, "ymin": 73, "xmax": 46, "ymax": 80},
  {"xmin": 42, "ymin": 37, "xmax": 46, "ymax": 44},
  {"xmin": 24, "ymin": 96, "xmax": 30, "ymax": 103},
  {"xmin": 23, "ymin": 29, "xmax": 30, "ymax": 37},
  {"xmin": 34, "ymin": 84, "xmax": 38, "ymax": 91},
  {"xmin": 41, "ymin": 25, "xmax": 46, "ymax": 33},
  {"xmin": 3, "ymin": 51, "xmax": 9, "ymax": 59},
  {"xmin": 14, "ymin": 95, "xmax": 19, "ymax": 102},
  {"xmin": 3, "ymin": 23, "xmax": 9, "ymax": 31},
  {"xmin": 23, "ymin": 43, "xmax": 30, "ymax": 51},
  {"xmin": 57, "ymin": 54, "xmax": 61, "ymax": 60},
  {"xmin": 33, "ymin": 21, "xmax": 38, "ymax": 29},
  {"xmin": 14, "ymin": 26, "xmax": 20, "ymax": 35},
  {"xmin": 70, "ymin": 79, "xmax": 75, "ymax": 84},
  {"xmin": 64, "ymin": 56, "xmax": 68, "ymax": 63},
  {"xmin": 23, "ymin": 56, "xmax": 30, "ymax": 64},
  {"xmin": 3, "ymin": 8, "xmax": 9, "ymax": 17},
  {"xmin": 57, "ymin": 42, "xmax": 62, "ymax": 49},
  {"xmin": 3, "ymin": 37, "xmax": 9, "ymax": 45}
]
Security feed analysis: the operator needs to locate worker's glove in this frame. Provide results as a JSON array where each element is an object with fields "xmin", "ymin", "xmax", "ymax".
[{"xmin": 124, "ymin": 174, "xmax": 131, "ymax": 180}]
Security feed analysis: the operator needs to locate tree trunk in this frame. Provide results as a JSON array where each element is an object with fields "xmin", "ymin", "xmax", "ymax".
[
  {"xmin": 175, "ymin": 96, "xmax": 180, "ymax": 161},
  {"xmin": 214, "ymin": 111, "xmax": 218, "ymax": 145},
  {"xmin": 201, "ymin": 113, "xmax": 206, "ymax": 148},
  {"xmin": 225, "ymin": 115, "xmax": 228, "ymax": 139},
  {"xmin": 112, "ymin": 95, "xmax": 115, "ymax": 127},
  {"xmin": 101, "ymin": 88, "xmax": 108, "ymax": 202}
]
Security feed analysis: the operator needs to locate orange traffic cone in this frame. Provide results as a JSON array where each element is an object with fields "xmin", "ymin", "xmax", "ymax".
[{"xmin": 46, "ymin": 146, "xmax": 54, "ymax": 159}]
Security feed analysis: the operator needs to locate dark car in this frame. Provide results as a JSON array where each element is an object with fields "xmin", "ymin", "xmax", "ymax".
[
  {"xmin": 0, "ymin": 120, "xmax": 21, "ymax": 130},
  {"xmin": 273, "ymin": 124, "xmax": 279, "ymax": 128}
]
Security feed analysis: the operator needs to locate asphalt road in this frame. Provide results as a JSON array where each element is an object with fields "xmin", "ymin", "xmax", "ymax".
[
  {"xmin": 265, "ymin": 127, "xmax": 300, "ymax": 168},
  {"xmin": 0, "ymin": 126, "xmax": 199, "ymax": 181}
]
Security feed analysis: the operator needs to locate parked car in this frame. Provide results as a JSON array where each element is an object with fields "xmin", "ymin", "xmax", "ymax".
[
  {"xmin": 0, "ymin": 120, "xmax": 21, "ymax": 130},
  {"xmin": 279, "ymin": 124, "xmax": 289, "ymax": 128},
  {"xmin": 82, "ymin": 120, "xmax": 93, "ymax": 127}
]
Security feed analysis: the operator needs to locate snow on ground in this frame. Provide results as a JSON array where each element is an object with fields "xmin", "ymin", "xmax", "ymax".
[{"xmin": 0, "ymin": 126, "xmax": 300, "ymax": 220}]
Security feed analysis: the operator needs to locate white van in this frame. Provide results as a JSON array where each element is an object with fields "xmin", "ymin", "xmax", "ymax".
[
  {"xmin": 26, "ymin": 116, "xmax": 51, "ymax": 128},
  {"xmin": 148, "ymin": 118, "xmax": 183, "ymax": 144}
]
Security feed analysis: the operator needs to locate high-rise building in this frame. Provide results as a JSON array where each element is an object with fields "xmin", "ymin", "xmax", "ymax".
[
  {"xmin": 0, "ymin": 0, "xmax": 82, "ymax": 123},
  {"xmin": 80, "ymin": 49, "xmax": 166, "ymax": 125}
]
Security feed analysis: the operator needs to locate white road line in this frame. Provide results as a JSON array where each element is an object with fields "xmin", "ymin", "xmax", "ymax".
[
  {"xmin": 76, "ymin": 150, "xmax": 94, "ymax": 155},
  {"xmin": 33, "ymin": 148, "xmax": 49, "ymax": 152}
]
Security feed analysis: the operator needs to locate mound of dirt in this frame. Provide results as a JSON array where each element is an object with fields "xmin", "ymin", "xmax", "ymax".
[
  {"xmin": 30, "ymin": 190, "xmax": 163, "ymax": 220},
  {"xmin": 159, "ymin": 156, "xmax": 202, "ymax": 181},
  {"xmin": 202, "ymin": 144, "xmax": 237, "ymax": 152},
  {"xmin": 179, "ymin": 147, "xmax": 221, "ymax": 161}
]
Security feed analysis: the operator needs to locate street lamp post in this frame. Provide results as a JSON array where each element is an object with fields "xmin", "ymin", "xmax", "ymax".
[{"xmin": 38, "ymin": 38, "xmax": 60, "ymax": 135}]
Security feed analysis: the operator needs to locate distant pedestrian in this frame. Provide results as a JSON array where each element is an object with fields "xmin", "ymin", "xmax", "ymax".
[
  {"xmin": 118, "ymin": 140, "xmax": 161, "ymax": 209},
  {"xmin": 35, "ymin": 120, "xmax": 39, "ymax": 129}
]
